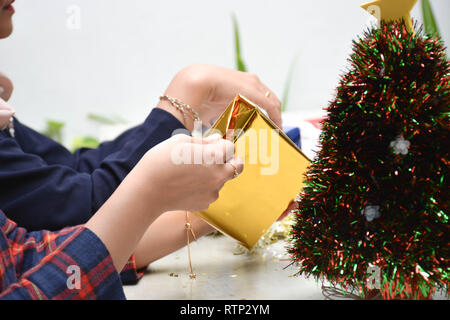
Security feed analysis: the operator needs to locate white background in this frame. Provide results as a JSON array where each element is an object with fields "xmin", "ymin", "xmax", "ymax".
[{"xmin": 0, "ymin": 0, "xmax": 448, "ymax": 144}]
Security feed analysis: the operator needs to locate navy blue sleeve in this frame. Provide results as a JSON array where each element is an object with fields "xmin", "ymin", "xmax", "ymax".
[
  {"xmin": 0, "ymin": 108, "xmax": 186, "ymax": 231},
  {"xmin": 13, "ymin": 114, "xmax": 162, "ymax": 173}
]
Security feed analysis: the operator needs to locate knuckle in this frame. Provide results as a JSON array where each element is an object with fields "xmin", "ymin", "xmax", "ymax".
[
  {"xmin": 210, "ymin": 191, "xmax": 220, "ymax": 202},
  {"xmin": 210, "ymin": 148, "xmax": 224, "ymax": 163},
  {"xmin": 211, "ymin": 175, "xmax": 223, "ymax": 188},
  {"xmin": 224, "ymin": 141, "xmax": 235, "ymax": 153},
  {"xmin": 236, "ymin": 161, "xmax": 244, "ymax": 173},
  {"xmin": 171, "ymin": 133, "xmax": 189, "ymax": 143},
  {"xmin": 273, "ymin": 99, "xmax": 281, "ymax": 108},
  {"xmin": 247, "ymin": 73, "xmax": 260, "ymax": 84}
]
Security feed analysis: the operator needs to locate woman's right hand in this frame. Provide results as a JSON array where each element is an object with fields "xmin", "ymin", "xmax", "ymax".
[
  {"xmin": 86, "ymin": 133, "xmax": 242, "ymax": 272},
  {"xmin": 126, "ymin": 133, "xmax": 244, "ymax": 213}
]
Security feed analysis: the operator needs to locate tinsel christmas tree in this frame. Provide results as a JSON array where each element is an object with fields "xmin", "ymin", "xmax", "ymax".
[{"xmin": 288, "ymin": 4, "xmax": 449, "ymax": 299}]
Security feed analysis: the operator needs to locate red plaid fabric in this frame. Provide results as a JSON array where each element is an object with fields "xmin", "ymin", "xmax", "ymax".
[
  {"xmin": 0, "ymin": 210, "xmax": 125, "ymax": 299},
  {"xmin": 120, "ymin": 254, "xmax": 145, "ymax": 285}
]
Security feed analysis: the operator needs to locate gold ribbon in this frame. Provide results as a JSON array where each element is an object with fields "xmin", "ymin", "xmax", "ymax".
[{"xmin": 185, "ymin": 211, "xmax": 197, "ymax": 279}]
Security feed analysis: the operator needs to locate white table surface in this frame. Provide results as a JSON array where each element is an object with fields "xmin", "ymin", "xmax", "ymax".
[
  {"xmin": 123, "ymin": 234, "xmax": 448, "ymax": 300},
  {"xmin": 124, "ymin": 235, "xmax": 325, "ymax": 300}
]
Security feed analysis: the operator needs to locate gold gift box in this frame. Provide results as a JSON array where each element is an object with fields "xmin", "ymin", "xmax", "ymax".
[{"xmin": 194, "ymin": 95, "xmax": 310, "ymax": 249}]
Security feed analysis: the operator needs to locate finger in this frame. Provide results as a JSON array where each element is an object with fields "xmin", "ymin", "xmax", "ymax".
[
  {"xmin": 228, "ymin": 156, "xmax": 244, "ymax": 175},
  {"xmin": 223, "ymin": 156, "xmax": 244, "ymax": 182},
  {"xmin": 0, "ymin": 97, "xmax": 15, "ymax": 118},
  {"xmin": 191, "ymin": 133, "xmax": 222, "ymax": 145},
  {"xmin": 203, "ymin": 133, "xmax": 223, "ymax": 143},
  {"xmin": 259, "ymin": 86, "xmax": 283, "ymax": 129},
  {"xmin": 243, "ymin": 78, "xmax": 283, "ymax": 129},
  {"xmin": 171, "ymin": 133, "xmax": 193, "ymax": 143},
  {"xmin": 215, "ymin": 138, "xmax": 235, "ymax": 163},
  {"xmin": 190, "ymin": 136, "xmax": 204, "ymax": 144},
  {"xmin": 202, "ymin": 138, "xmax": 235, "ymax": 165}
]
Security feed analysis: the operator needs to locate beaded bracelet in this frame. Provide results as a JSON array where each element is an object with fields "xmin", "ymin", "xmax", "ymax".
[{"xmin": 159, "ymin": 95, "xmax": 202, "ymax": 137}]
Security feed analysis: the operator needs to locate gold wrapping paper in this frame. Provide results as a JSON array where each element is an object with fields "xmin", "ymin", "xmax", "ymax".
[{"xmin": 194, "ymin": 95, "xmax": 310, "ymax": 249}]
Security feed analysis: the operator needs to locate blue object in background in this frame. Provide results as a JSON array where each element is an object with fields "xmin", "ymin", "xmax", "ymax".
[{"xmin": 284, "ymin": 126, "xmax": 301, "ymax": 150}]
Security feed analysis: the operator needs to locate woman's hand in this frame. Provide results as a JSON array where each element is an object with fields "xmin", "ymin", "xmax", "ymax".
[
  {"xmin": 125, "ymin": 133, "xmax": 244, "ymax": 213},
  {"xmin": 0, "ymin": 97, "xmax": 14, "ymax": 130},
  {"xmin": 158, "ymin": 64, "xmax": 282, "ymax": 131},
  {"xmin": 86, "ymin": 133, "xmax": 243, "ymax": 271}
]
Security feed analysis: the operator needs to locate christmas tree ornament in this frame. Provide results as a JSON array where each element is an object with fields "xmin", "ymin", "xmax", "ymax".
[
  {"xmin": 390, "ymin": 135, "xmax": 411, "ymax": 155},
  {"xmin": 288, "ymin": 0, "xmax": 449, "ymax": 299},
  {"xmin": 361, "ymin": 205, "xmax": 381, "ymax": 222},
  {"xmin": 361, "ymin": 0, "xmax": 418, "ymax": 33}
]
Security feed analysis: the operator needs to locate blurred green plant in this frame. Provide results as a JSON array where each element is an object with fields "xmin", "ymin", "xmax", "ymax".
[
  {"xmin": 70, "ymin": 113, "xmax": 128, "ymax": 151},
  {"xmin": 41, "ymin": 120, "xmax": 65, "ymax": 144},
  {"xmin": 41, "ymin": 113, "xmax": 127, "ymax": 152},
  {"xmin": 281, "ymin": 55, "xmax": 299, "ymax": 113},
  {"xmin": 421, "ymin": 0, "xmax": 440, "ymax": 37},
  {"xmin": 231, "ymin": 13, "xmax": 297, "ymax": 112},
  {"xmin": 232, "ymin": 12, "xmax": 247, "ymax": 72},
  {"xmin": 87, "ymin": 113, "xmax": 127, "ymax": 126},
  {"xmin": 72, "ymin": 136, "xmax": 100, "ymax": 151}
]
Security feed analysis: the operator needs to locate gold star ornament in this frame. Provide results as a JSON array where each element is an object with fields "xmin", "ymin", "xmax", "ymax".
[{"xmin": 361, "ymin": 0, "xmax": 418, "ymax": 33}]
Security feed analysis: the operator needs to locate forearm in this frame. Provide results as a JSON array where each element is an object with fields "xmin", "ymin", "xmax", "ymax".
[
  {"xmin": 85, "ymin": 161, "xmax": 164, "ymax": 273},
  {"xmin": 87, "ymin": 132, "xmax": 239, "ymax": 273},
  {"xmin": 133, "ymin": 211, "xmax": 216, "ymax": 269},
  {"xmin": 0, "ymin": 211, "xmax": 126, "ymax": 300},
  {"xmin": 74, "ymin": 109, "xmax": 185, "ymax": 173}
]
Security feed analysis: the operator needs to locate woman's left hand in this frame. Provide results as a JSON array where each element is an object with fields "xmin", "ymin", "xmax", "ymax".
[{"xmin": 158, "ymin": 64, "xmax": 282, "ymax": 131}]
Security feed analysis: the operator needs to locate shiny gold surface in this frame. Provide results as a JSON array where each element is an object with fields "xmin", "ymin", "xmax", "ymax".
[{"xmin": 195, "ymin": 95, "xmax": 310, "ymax": 249}]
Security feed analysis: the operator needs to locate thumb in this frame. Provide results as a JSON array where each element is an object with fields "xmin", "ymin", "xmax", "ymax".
[
  {"xmin": 202, "ymin": 133, "xmax": 223, "ymax": 143},
  {"xmin": 0, "ymin": 97, "xmax": 15, "ymax": 129},
  {"xmin": 0, "ymin": 97, "xmax": 14, "ymax": 113}
]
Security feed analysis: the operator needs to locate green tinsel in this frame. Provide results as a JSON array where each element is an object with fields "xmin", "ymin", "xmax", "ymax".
[{"xmin": 288, "ymin": 21, "xmax": 449, "ymax": 299}]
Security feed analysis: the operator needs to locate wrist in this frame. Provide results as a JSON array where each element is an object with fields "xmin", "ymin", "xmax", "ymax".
[
  {"xmin": 157, "ymin": 65, "xmax": 210, "ymax": 131},
  {"xmin": 124, "ymin": 152, "xmax": 171, "ymax": 215},
  {"xmin": 157, "ymin": 98, "xmax": 194, "ymax": 131}
]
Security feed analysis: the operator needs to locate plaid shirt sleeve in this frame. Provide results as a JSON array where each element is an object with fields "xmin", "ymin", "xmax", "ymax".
[
  {"xmin": 120, "ymin": 254, "xmax": 145, "ymax": 285},
  {"xmin": 0, "ymin": 211, "xmax": 125, "ymax": 300}
]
